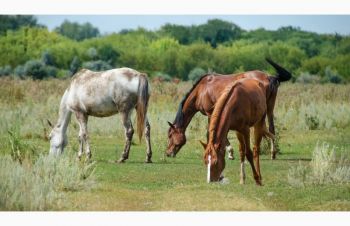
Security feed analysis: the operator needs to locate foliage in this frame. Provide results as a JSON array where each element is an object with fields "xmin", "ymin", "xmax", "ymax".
[
  {"xmin": 0, "ymin": 17, "xmax": 349, "ymax": 82},
  {"xmin": 70, "ymin": 56, "xmax": 81, "ymax": 74},
  {"xmin": 23, "ymin": 60, "xmax": 48, "ymax": 79},
  {"xmin": 188, "ymin": 67, "xmax": 206, "ymax": 82},
  {"xmin": 288, "ymin": 143, "xmax": 350, "ymax": 187},
  {"xmin": 0, "ymin": 154, "xmax": 96, "ymax": 210},
  {"xmin": 54, "ymin": 20, "xmax": 100, "ymax": 41},
  {"xmin": 0, "ymin": 15, "xmax": 42, "ymax": 35},
  {"xmin": 0, "ymin": 65, "xmax": 12, "ymax": 76},
  {"xmin": 82, "ymin": 60, "xmax": 112, "ymax": 71}
]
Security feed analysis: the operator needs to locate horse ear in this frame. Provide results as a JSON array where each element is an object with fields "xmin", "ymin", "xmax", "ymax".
[
  {"xmin": 167, "ymin": 121, "xmax": 175, "ymax": 129},
  {"xmin": 199, "ymin": 140, "xmax": 207, "ymax": 149},
  {"xmin": 47, "ymin": 119, "xmax": 53, "ymax": 128}
]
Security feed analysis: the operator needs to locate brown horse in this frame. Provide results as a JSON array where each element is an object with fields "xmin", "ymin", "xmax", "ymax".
[
  {"xmin": 166, "ymin": 58, "xmax": 291, "ymax": 160},
  {"xmin": 201, "ymin": 78, "xmax": 274, "ymax": 185}
]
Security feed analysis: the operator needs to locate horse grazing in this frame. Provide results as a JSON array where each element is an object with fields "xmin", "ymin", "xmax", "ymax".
[
  {"xmin": 201, "ymin": 78, "xmax": 274, "ymax": 185},
  {"xmin": 48, "ymin": 67, "xmax": 152, "ymax": 163},
  {"xmin": 166, "ymin": 58, "xmax": 291, "ymax": 160}
]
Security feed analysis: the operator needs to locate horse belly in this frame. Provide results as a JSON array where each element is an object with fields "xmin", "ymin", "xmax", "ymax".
[{"xmin": 86, "ymin": 100, "xmax": 119, "ymax": 117}]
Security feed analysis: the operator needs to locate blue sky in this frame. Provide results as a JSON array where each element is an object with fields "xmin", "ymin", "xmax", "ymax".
[{"xmin": 36, "ymin": 15, "xmax": 350, "ymax": 35}]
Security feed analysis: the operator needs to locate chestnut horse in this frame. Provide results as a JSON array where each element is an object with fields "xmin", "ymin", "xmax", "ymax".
[
  {"xmin": 166, "ymin": 58, "xmax": 291, "ymax": 160},
  {"xmin": 201, "ymin": 78, "xmax": 274, "ymax": 185}
]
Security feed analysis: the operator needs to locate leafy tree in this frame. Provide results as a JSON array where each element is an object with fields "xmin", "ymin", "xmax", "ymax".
[
  {"xmin": 0, "ymin": 15, "xmax": 43, "ymax": 35},
  {"xmin": 54, "ymin": 20, "xmax": 100, "ymax": 41}
]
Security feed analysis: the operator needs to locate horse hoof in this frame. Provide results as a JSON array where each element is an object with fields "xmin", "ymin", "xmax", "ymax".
[
  {"xmin": 256, "ymin": 181, "xmax": 263, "ymax": 186},
  {"xmin": 116, "ymin": 158, "xmax": 126, "ymax": 164},
  {"xmin": 145, "ymin": 159, "xmax": 153, "ymax": 163},
  {"xmin": 228, "ymin": 156, "xmax": 235, "ymax": 160}
]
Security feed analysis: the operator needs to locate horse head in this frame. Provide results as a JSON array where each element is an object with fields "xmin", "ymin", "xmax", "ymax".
[
  {"xmin": 166, "ymin": 121, "xmax": 186, "ymax": 157},
  {"xmin": 47, "ymin": 120, "xmax": 68, "ymax": 155},
  {"xmin": 200, "ymin": 141, "xmax": 226, "ymax": 182}
]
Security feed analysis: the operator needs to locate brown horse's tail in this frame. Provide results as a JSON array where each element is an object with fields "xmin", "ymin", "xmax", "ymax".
[
  {"xmin": 266, "ymin": 57, "xmax": 292, "ymax": 82},
  {"xmin": 136, "ymin": 73, "xmax": 150, "ymax": 142}
]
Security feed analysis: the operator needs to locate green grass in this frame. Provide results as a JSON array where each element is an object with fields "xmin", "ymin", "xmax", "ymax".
[
  {"xmin": 0, "ymin": 78, "xmax": 350, "ymax": 210},
  {"xmin": 22, "ymin": 128, "xmax": 348, "ymax": 211}
]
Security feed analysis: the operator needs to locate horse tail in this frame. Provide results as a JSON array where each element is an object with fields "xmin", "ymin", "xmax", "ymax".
[
  {"xmin": 136, "ymin": 73, "xmax": 150, "ymax": 141},
  {"xmin": 265, "ymin": 57, "xmax": 292, "ymax": 82},
  {"xmin": 206, "ymin": 81, "xmax": 239, "ymax": 163}
]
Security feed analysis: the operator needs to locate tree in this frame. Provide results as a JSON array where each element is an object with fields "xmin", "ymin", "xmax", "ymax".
[
  {"xmin": 54, "ymin": 20, "xmax": 100, "ymax": 41},
  {"xmin": 0, "ymin": 15, "xmax": 43, "ymax": 35}
]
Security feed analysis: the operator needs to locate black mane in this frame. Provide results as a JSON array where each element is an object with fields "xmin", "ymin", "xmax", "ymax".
[{"xmin": 173, "ymin": 74, "xmax": 212, "ymax": 127}]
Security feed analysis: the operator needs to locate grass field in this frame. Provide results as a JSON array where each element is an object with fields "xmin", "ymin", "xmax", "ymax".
[{"xmin": 0, "ymin": 77, "xmax": 350, "ymax": 210}]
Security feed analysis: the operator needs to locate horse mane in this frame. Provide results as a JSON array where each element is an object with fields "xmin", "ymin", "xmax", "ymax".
[
  {"xmin": 173, "ymin": 74, "xmax": 212, "ymax": 127},
  {"xmin": 208, "ymin": 80, "xmax": 239, "ymax": 146}
]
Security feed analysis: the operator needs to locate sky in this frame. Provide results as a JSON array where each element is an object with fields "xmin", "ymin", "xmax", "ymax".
[{"xmin": 36, "ymin": 15, "xmax": 350, "ymax": 36}]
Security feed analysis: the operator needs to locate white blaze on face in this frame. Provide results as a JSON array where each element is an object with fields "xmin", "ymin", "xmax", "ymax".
[{"xmin": 207, "ymin": 155, "xmax": 211, "ymax": 183}]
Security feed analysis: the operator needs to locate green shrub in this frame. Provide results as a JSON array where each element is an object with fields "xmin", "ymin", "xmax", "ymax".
[
  {"xmin": 13, "ymin": 65, "xmax": 25, "ymax": 78},
  {"xmin": 82, "ymin": 60, "xmax": 112, "ymax": 71},
  {"xmin": 0, "ymin": 154, "xmax": 96, "ymax": 210},
  {"xmin": 322, "ymin": 66, "xmax": 343, "ymax": 84},
  {"xmin": 188, "ymin": 67, "xmax": 206, "ymax": 82},
  {"xmin": 152, "ymin": 71, "xmax": 172, "ymax": 82},
  {"xmin": 288, "ymin": 142, "xmax": 350, "ymax": 187},
  {"xmin": 296, "ymin": 72, "xmax": 321, "ymax": 84},
  {"xmin": 24, "ymin": 60, "xmax": 48, "ymax": 79},
  {"xmin": 0, "ymin": 65, "xmax": 12, "ymax": 76},
  {"xmin": 305, "ymin": 114, "xmax": 320, "ymax": 130}
]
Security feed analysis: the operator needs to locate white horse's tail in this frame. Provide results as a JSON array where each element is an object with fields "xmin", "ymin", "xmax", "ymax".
[{"xmin": 136, "ymin": 73, "xmax": 150, "ymax": 141}]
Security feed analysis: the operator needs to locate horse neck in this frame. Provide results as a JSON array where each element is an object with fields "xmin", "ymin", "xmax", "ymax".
[
  {"xmin": 56, "ymin": 90, "xmax": 72, "ymax": 135},
  {"xmin": 175, "ymin": 93, "xmax": 198, "ymax": 131}
]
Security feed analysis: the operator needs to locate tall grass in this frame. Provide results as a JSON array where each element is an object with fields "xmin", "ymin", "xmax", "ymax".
[
  {"xmin": 288, "ymin": 142, "xmax": 350, "ymax": 187},
  {"xmin": 0, "ymin": 153, "xmax": 95, "ymax": 210}
]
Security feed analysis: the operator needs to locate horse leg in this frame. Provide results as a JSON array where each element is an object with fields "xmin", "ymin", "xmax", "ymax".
[
  {"xmin": 253, "ymin": 125, "xmax": 264, "ymax": 184},
  {"xmin": 225, "ymin": 138, "xmax": 234, "ymax": 160},
  {"xmin": 144, "ymin": 118, "xmax": 152, "ymax": 163},
  {"xmin": 75, "ymin": 112, "xmax": 90, "ymax": 161},
  {"xmin": 117, "ymin": 111, "xmax": 133, "ymax": 163},
  {"xmin": 242, "ymin": 128, "xmax": 261, "ymax": 186},
  {"xmin": 263, "ymin": 124, "xmax": 276, "ymax": 160},
  {"xmin": 236, "ymin": 132, "xmax": 246, "ymax": 185},
  {"xmin": 267, "ymin": 106, "xmax": 277, "ymax": 160}
]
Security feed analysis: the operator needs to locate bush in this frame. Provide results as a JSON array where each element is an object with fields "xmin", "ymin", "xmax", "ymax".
[
  {"xmin": 7, "ymin": 125, "xmax": 36, "ymax": 164},
  {"xmin": 87, "ymin": 47, "xmax": 98, "ymax": 60},
  {"xmin": 70, "ymin": 56, "xmax": 81, "ymax": 74},
  {"xmin": 296, "ymin": 72, "xmax": 321, "ymax": 84},
  {"xmin": 288, "ymin": 142, "xmax": 350, "ymax": 187},
  {"xmin": 0, "ymin": 65, "xmax": 12, "ymax": 76},
  {"xmin": 41, "ymin": 50, "xmax": 56, "ymax": 66},
  {"xmin": 82, "ymin": 60, "xmax": 112, "ymax": 71},
  {"xmin": 13, "ymin": 65, "xmax": 25, "ymax": 78},
  {"xmin": 45, "ymin": 65, "xmax": 58, "ymax": 77},
  {"xmin": 322, "ymin": 66, "xmax": 343, "ymax": 84},
  {"xmin": 152, "ymin": 71, "xmax": 172, "ymax": 82},
  {"xmin": 0, "ymin": 154, "xmax": 96, "ymax": 210},
  {"xmin": 305, "ymin": 114, "xmax": 320, "ymax": 130},
  {"xmin": 24, "ymin": 60, "xmax": 48, "ymax": 79},
  {"xmin": 188, "ymin": 67, "xmax": 206, "ymax": 82}
]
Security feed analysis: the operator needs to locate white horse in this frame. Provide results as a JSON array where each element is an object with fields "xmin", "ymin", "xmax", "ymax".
[{"xmin": 48, "ymin": 67, "xmax": 152, "ymax": 163}]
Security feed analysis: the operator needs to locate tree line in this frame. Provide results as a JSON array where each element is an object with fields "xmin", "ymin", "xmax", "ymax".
[{"xmin": 0, "ymin": 15, "xmax": 349, "ymax": 83}]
